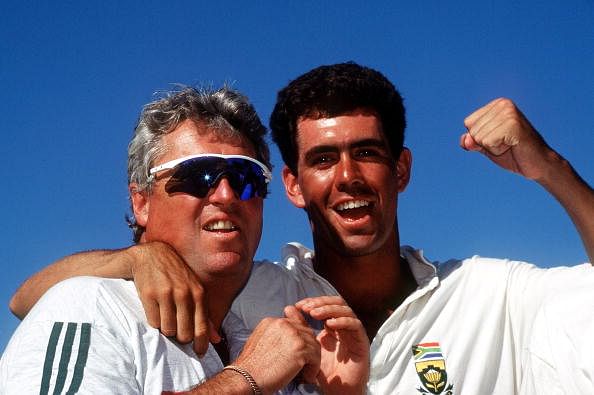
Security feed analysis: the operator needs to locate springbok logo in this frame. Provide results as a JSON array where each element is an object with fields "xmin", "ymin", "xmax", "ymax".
[{"xmin": 412, "ymin": 342, "xmax": 453, "ymax": 394}]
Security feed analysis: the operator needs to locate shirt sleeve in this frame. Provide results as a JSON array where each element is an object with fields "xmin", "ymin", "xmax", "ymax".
[
  {"xmin": 520, "ymin": 273, "xmax": 594, "ymax": 393},
  {"xmin": 0, "ymin": 278, "xmax": 141, "ymax": 394},
  {"xmin": 505, "ymin": 262, "xmax": 594, "ymax": 333},
  {"xmin": 501, "ymin": 262, "xmax": 594, "ymax": 392}
]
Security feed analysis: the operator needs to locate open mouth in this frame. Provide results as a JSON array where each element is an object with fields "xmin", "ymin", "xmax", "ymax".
[
  {"xmin": 203, "ymin": 220, "xmax": 238, "ymax": 232},
  {"xmin": 334, "ymin": 199, "xmax": 372, "ymax": 221}
]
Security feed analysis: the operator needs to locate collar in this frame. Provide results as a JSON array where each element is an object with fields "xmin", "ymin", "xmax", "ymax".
[
  {"xmin": 280, "ymin": 242, "xmax": 440, "ymax": 287},
  {"xmin": 400, "ymin": 245, "xmax": 438, "ymax": 287}
]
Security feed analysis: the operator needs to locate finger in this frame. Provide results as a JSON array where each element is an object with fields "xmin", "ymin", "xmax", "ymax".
[
  {"xmin": 296, "ymin": 295, "xmax": 346, "ymax": 311},
  {"xmin": 207, "ymin": 320, "xmax": 221, "ymax": 343},
  {"xmin": 465, "ymin": 98, "xmax": 526, "ymax": 155},
  {"xmin": 284, "ymin": 305, "xmax": 308, "ymax": 326},
  {"xmin": 175, "ymin": 295, "xmax": 194, "ymax": 344},
  {"xmin": 473, "ymin": 117, "xmax": 516, "ymax": 156},
  {"xmin": 192, "ymin": 306, "xmax": 211, "ymax": 357},
  {"xmin": 459, "ymin": 133, "xmax": 484, "ymax": 152},
  {"xmin": 465, "ymin": 101, "xmax": 507, "ymax": 146},
  {"xmin": 323, "ymin": 316, "xmax": 365, "ymax": 331},
  {"xmin": 141, "ymin": 298, "xmax": 162, "ymax": 329},
  {"xmin": 307, "ymin": 304, "xmax": 356, "ymax": 321},
  {"xmin": 463, "ymin": 97, "xmax": 502, "ymax": 129},
  {"xmin": 159, "ymin": 299, "xmax": 178, "ymax": 338}
]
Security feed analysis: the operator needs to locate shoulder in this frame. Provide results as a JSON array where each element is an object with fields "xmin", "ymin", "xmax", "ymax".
[
  {"xmin": 241, "ymin": 260, "xmax": 301, "ymax": 302},
  {"xmin": 41, "ymin": 276, "xmax": 135, "ymax": 304},
  {"xmin": 1, "ymin": 278, "xmax": 144, "ymax": 393},
  {"xmin": 251, "ymin": 243, "xmax": 336, "ymax": 294},
  {"xmin": 25, "ymin": 276, "xmax": 141, "ymax": 325},
  {"xmin": 434, "ymin": 254, "xmax": 594, "ymax": 306},
  {"xmin": 46, "ymin": 275, "xmax": 133, "ymax": 293},
  {"xmin": 435, "ymin": 254, "xmax": 534, "ymax": 281},
  {"xmin": 251, "ymin": 241, "xmax": 316, "ymax": 283}
]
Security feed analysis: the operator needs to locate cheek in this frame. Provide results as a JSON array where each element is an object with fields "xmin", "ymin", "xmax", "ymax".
[
  {"xmin": 147, "ymin": 195, "xmax": 199, "ymax": 236},
  {"xmin": 300, "ymin": 170, "xmax": 334, "ymax": 203},
  {"xmin": 247, "ymin": 200, "xmax": 263, "ymax": 224},
  {"xmin": 245, "ymin": 200, "xmax": 264, "ymax": 244}
]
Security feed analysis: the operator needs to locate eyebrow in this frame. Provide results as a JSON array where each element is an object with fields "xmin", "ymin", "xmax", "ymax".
[
  {"xmin": 349, "ymin": 138, "xmax": 388, "ymax": 150},
  {"xmin": 303, "ymin": 138, "xmax": 388, "ymax": 161}
]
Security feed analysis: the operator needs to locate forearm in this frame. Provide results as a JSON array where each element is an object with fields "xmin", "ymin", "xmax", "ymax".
[
  {"xmin": 10, "ymin": 247, "xmax": 137, "ymax": 319},
  {"xmin": 536, "ymin": 153, "xmax": 594, "ymax": 263},
  {"xmin": 176, "ymin": 369, "xmax": 262, "ymax": 395}
]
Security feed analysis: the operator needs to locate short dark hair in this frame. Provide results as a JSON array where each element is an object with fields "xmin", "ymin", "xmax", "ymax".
[{"xmin": 270, "ymin": 62, "xmax": 406, "ymax": 173}]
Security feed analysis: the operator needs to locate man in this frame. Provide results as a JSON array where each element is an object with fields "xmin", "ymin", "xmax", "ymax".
[
  {"xmin": 268, "ymin": 63, "xmax": 594, "ymax": 394},
  {"xmin": 11, "ymin": 63, "xmax": 594, "ymax": 393},
  {"xmin": 1, "ymin": 86, "xmax": 369, "ymax": 394}
]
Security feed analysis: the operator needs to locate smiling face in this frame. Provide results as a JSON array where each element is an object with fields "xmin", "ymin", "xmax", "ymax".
[
  {"xmin": 282, "ymin": 110, "xmax": 411, "ymax": 257},
  {"xmin": 131, "ymin": 119, "xmax": 263, "ymax": 282}
]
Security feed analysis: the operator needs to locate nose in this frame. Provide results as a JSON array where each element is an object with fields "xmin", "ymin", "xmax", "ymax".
[
  {"xmin": 336, "ymin": 155, "xmax": 364, "ymax": 191},
  {"xmin": 208, "ymin": 177, "xmax": 237, "ymax": 205}
]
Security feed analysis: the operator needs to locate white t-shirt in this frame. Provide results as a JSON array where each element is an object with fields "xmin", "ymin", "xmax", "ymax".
[
  {"xmin": 224, "ymin": 247, "xmax": 338, "ymax": 361},
  {"xmin": 0, "ymin": 277, "xmax": 223, "ymax": 395},
  {"xmin": 223, "ymin": 247, "xmax": 338, "ymax": 394}
]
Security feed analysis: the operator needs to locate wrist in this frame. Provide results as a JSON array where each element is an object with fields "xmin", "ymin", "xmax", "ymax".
[
  {"xmin": 223, "ymin": 365, "xmax": 263, "ymax": 395},
  {"xmin": 536, "ymin": 154, "xmax": 575, "ymax": 191},
  {"xmin": 122, "ymin": 244, "xmax": 143, "ymax": 279},
  {"xmin": 532, "ymin": 148, "xmax": 568, "ymax": 186}
]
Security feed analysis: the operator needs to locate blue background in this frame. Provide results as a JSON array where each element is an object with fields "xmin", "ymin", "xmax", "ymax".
[{"xmin": 2, "ymin": 1, "xmax": 593, "ymax": 353}]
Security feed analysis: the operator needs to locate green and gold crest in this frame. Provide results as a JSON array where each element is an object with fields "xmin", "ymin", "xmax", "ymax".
[{"xmin": 412, "ymin": 342, "xmax": 454, "ymax": 395}]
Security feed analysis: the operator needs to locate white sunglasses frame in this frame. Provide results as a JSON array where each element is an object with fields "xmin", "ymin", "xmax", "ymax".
[{"xmin": 148, "ymin": 153, "xmax": 272, "ymax": 184}]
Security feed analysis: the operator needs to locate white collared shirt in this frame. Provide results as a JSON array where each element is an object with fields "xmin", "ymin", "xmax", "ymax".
[{"xmin": 228, "ymin": 243, "xmax": 594, "ymax": 395}]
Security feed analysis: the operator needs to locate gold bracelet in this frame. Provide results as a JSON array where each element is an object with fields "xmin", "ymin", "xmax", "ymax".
[{"xmin": 223, "ymin": 365, "xmax": 263, "ymax": 395}]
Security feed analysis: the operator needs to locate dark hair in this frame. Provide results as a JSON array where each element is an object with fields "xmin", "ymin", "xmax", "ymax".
[{"xmin": 270, "ymin": 62, "xmax": 406, "ymax": 173}]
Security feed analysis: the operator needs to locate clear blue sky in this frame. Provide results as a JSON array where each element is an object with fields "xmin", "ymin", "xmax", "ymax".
[{"xmin": 1, "ymin": 1, "xmax": 593, "ymax": 353}]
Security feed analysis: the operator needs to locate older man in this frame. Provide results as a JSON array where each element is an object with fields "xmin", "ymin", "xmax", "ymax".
[{"xmin": 1, "ymin": 86, "xmax": 368, "ymax": 394}]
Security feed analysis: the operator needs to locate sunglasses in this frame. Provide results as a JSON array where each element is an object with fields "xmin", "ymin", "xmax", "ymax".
[{"xmin": 149, "ymin": 154, "xmax": 272, "ymax": 200}]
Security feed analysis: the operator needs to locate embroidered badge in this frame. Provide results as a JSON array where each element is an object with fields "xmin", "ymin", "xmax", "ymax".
[{"xmin": 412, "ymin": 342, "xmax": 454, "ymax": 394}]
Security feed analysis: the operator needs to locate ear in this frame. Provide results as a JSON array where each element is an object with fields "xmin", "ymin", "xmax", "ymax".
[
  {"xmin": 129, "ymin": 183, "xmax": 150, "ymax": 227},
  {"xmin": 396, "ymin": 148, "xmax": 412, "ymax": 192},
  {"xmin": 281, "ymin": 166, "xmax": 306, "ymax": 208}
]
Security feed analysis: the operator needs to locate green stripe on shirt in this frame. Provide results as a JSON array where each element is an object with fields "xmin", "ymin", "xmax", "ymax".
[
  {"xmin": 40, "ymin": 322, "xmax": 64, "ymax": 395},
  {"xmin": 66, "ymin": 323, "xmax": 91, "ymax": 395},
  {"xmin": 52, "ymin": 322, "xmax": 77, "ymax": 395}
]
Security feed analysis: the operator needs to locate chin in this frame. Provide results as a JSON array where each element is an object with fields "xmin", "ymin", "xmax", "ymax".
[
  {"xmin": 206, "ymin": 251, "xmax": 252, "ymax": 276},
  {"xmin": 334, "ymin": 236, "xmax": 383, "ymax": 257}
]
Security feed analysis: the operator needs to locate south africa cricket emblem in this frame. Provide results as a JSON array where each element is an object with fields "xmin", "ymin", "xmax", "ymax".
[{"xmin": 412, "ymin": 342, "xmax": 454, "ymax": 394}]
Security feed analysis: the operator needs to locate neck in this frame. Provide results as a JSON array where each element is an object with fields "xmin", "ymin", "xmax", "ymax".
[
  {"xmin": 200, "ymin": 269, "xmax": 252, "ymax": 333},
  {"xmin": 313, "ymin": 232, "xmax": 417, "ymax": 340},
  {"xmin": 205, "ymin": 286, "xmax": 236, "ymax": 332}
]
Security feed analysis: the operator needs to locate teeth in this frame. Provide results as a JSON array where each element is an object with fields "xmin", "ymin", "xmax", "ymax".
[
  {"xmin": 335, "ymin": 200, "xmax": 370, "ymax": 211},
  {"xmin": 205, "ymin": 220, "xmax": 236, "ymax": 231}
]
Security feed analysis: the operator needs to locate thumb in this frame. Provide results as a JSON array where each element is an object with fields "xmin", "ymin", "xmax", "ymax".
[{"xmin": 459, "ymin": 132, "xmax": 484, "ymax": 152}]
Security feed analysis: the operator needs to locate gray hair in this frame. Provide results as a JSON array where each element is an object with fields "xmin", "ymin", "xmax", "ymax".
[{"xmin": 126, "ymin": 86, "xmax": 271, "ymax": 242}]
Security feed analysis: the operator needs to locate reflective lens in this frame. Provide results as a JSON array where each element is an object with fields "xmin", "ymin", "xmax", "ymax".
[{"xmin": 150, "ymin": 154, "xmax": 271, "ymax": 200}]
